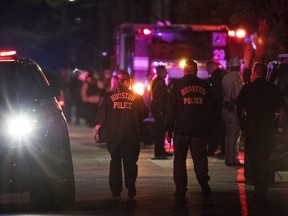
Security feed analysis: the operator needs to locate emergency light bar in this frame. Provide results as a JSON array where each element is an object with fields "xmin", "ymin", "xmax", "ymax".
[
  {"xmin": 0, "ymin": 50, "xmax": 16, "ymax": 57},
  {"xmin": 228, "ymin": 29, "xmax": 246, "ymax": 38}
]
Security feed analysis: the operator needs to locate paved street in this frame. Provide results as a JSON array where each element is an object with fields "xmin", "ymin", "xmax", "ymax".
[{"xmin": 0, "ymin": 124, "xmax": 288, "ymax": 215}]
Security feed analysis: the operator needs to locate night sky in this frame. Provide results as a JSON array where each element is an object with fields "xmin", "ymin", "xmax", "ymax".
[
  {"xmin": 0, "ymin": 0, "xmax": 152, "ymax": 73},
  {"xmin": 1, "ymin": 0, "xmax": 287, "ymax": 73}
]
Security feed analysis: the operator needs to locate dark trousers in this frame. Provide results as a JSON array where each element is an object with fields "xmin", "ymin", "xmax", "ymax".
[
  {"xmin": 173, "ymin": 134, "xmax": 210, "ymax": 193},
  {"xmin": 207, "ymin": 118, "xmax": 225, "ymax": 153},
  {"xmin": 152, "ymin": 111, "xmax": 166, "ymax": 156},
  {"xmin": 245, "ymin": 124, "xmax": 274, "ymax": 195},
  {"xmin": 246, "ymin": 148, "xmax": 271, "ymax": 195},
  {"xmin": 84, "ymin": 102, "xmax": 98, "ymax": 127},
  {"xmin": 109, "ymin": 142, "xmax": 140, "ymax": 195}
]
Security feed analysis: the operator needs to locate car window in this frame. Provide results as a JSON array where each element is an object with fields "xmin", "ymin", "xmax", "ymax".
[
  {"xmin": 269, "ymin": 64, "xmax": 288, "ymax": 97},
  {"xmin": 26, "ymin": 63, "xmax": 50, "ymax": 86},
  {"xmin": 0, "ymin": 62, "xmax": 40, "ymax": 99}
]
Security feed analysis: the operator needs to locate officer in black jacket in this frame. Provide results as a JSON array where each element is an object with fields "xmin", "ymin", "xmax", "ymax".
[
  {"xmin": 165, "ymin": 59, "xmax": 216, "ymax": 199},
  {"xmin": 236, "ymin": 62, "xmax": 285, "ymax": 202},
  {"xmin": 206, "ymin": 60, "xmax": 227, "ymax": 156},
  {"xmin": 94, "ymin": 71, "xmax": 148, "ymax": 198},
  {"xmin": 151, "ymin": 65, "xmax": 172, "ymax": 159}
]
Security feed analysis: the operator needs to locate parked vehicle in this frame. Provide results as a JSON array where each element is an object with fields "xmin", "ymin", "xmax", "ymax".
[
  {"xmin": 0, "ymin": 50, "xmax": 75, "ymax": 210},
  {"xmin": 267, "ymin": 54, "xmax": 288, "ymax": 171}
]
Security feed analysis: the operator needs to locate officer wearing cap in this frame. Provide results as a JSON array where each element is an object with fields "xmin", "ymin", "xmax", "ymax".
[
  {"xmin": 236, "ymin": 62, "xmax": 285, "ymax": 202},
  {"xmin": 222, "ymin": 57, "xmax": 244, "ymax": 166},
  {"xmin": 151, "ymin": 65, "xmax": 173, "ymax": 159},
  {"xmin": 94, "ymin": 71, "xmax": 148, "ymax": 198},
  {"xmin": 165, "ymin": 59, "xmax": 216, "ymax": 199}
]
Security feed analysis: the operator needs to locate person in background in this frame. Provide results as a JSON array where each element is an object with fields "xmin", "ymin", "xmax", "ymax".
[
  {"xmin": 165, "ymin": 59, "xmax": 215, "ymax": 200},
  {"xmin": 70, "ymin": 70, "xmax": 83, "ymax": 125},
  {"xmin": 222, "ymin": 58, "xmax": 244, "ymax": 166},
  {"xmin": 236, "ymin": 63, "xmax": 285, "ymax": 203},
  {"xmin": 58, "ymin": 69, "xmax": 73, "ymax": 124},
  {"xmin": 206, "ymin": 60, "xmax": 227, "ymax": 157},
  {"xmin": 151, "ymin": 65, "xmax": 173, "ymax": 159},
  {"xmin": 94, "ymin": 71, "xmax": 148, "ymax": 198},
  {"xmin": 81, "ymin": 72, "xmax": 104, "ymax": 127},
  {"xmin": 102, "ymin": 69, "xmax": 112, "ymax": 92}
]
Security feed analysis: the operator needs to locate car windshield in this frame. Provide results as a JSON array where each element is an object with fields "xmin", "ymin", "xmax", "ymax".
[{"xmin": 0, "ymin": 62, "xmax": 44, "ymax": 101}]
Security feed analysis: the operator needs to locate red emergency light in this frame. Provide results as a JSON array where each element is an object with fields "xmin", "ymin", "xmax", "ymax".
[
  {"xmin": 228, "ymin": 29, "xmax": 246, "ymax": 39},
  {"xmin": 0, "ymin": 50, "xmax": 16, "ymax": 57}
]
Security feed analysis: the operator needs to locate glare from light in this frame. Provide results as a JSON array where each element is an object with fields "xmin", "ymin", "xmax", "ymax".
[
  {"xmin": 179, "ymin": 59, "xmax": 186, "ymax": 69},
  {"xmin": 147, "ymin": 83, "xmax": 151, "ymax": 92},
  {"xmin": 132, "ymin": 82, "xmax": 145, "ymax": 95},
  {"xmin": 6, "ymin": 115, "xmax": 36, "ymax": 137},
  {"xmin": 0, "ymin": 50, "xmax": 16, "ymax": 57},
  {"xmin": 236, "ymin": 29, "xmax": 246, "ymax": 38},
  {"xmin": 228, "ymin": 30, "xmax": 235, "ymax": 37},
  {"xmin": 143, "ymin": 28, "xmax": 152, "ymax": 35}
]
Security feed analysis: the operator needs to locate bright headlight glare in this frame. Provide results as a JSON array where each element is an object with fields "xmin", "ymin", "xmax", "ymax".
[{"xmin": 6, "ymin": 116, "xmax": 36, "ymax": 137}]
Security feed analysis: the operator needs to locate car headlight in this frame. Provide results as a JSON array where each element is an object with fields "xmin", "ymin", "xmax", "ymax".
[{"xmin": 5, "ymin": 115, "xmax": 37, "ymax": 138}]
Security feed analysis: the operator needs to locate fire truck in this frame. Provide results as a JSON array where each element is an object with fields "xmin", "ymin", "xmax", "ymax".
[
  {"xmin": 112, "ymin": 23, "xmax": 246, "ymax": 97},
  {"xmin": 112, "ymin": 23, "xmax": 246, "ymax": 144}
]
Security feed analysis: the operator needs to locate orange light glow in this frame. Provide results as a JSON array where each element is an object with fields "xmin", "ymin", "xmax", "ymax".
[
  {"xmin": 228, "ymin": 30, "xmax": 235, "ymax": 37},
  {"xmin": 236, "ymin": 29, "xmax": 246, "ymax": 38}
]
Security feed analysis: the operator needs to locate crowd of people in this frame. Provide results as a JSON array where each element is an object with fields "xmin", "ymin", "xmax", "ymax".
[
  {"xmin": 57, "ymin": 58, "xmax": 285, "ymax": 205},
  {"xmin": 57, "ymin": 68, "xmax": 112, "ymax": 127}
]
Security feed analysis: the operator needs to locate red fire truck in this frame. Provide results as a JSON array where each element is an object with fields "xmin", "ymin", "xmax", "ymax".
[
  {"xmin": 112, "ymin": 23, "xmax": 246, "ymax": 144},
  {"xmin": 112, "ymin": 23, "xmax": 245, "ymax": 98}
]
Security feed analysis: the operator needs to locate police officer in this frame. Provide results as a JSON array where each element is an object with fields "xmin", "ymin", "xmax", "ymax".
[
  {"xmin": 206, "ymin": 60, "xmax": 227, "ymax": 157},
  {"xmin": 165, "ymin": 59, "xmax": 215, "ymax": 199},
  {"xmin": 236, "ymin": 63, "xmax": 285, "ymax": 202},
  {"xmin": 222, "ymin": 58, "xmax": 244, "ymax": 166},
  {"xmin": 94, "ymin": 71, "xmax": 148, "ymax": 198},
  {"xmin": 151, "ymin": 65, "xmax": 172, "ymax": 159}
]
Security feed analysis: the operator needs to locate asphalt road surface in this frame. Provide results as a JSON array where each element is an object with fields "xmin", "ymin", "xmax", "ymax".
[{"xmin": 0, "ymin": 125, "xmax": 288, "ymax": 216}]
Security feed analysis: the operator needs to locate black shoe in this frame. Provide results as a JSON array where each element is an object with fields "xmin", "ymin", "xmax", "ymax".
[
  {"xmin": 164, "ymin": 152, "xmax": 173, "ymax": 157},
  {"xmin": 153, "ymin": 155, "xmax": 168, "ymax": 160},
  {"xmin": 128, "ymin": 186, "xmax": 136, "ymax": 198},
  {"xmin": 226, "ymin": 160, "xmax": 243, "ymax": 166},
  {"xmin": 201, "ymin": 183, "xmax": 212, "ymax": 198},
  {"xmin": 174, "ymin": 191, "xmax": 186, "ymax": 199}
]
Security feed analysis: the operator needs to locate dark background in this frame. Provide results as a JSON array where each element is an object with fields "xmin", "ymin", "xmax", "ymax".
[{"xmin": 0, "ymin": 0, "xmax": 287, "ymax": 74}]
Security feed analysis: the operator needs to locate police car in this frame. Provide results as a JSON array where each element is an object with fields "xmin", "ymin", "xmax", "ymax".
[
  {"xmin": 267, "ymin": 54, "xmax": 288, "ymax": 171},
  {"xmin": 0, "ymin": 51, "xmax": 75, "ymax": 209}
]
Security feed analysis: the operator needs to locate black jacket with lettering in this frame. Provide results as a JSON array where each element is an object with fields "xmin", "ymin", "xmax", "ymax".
[
  {"xmin": 165, "ymin": 74, "xmax": 216, "ymax": 137},
  {"xmin": 95, "ymin": 88, "xmax": 148, "ymax": 152}
]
